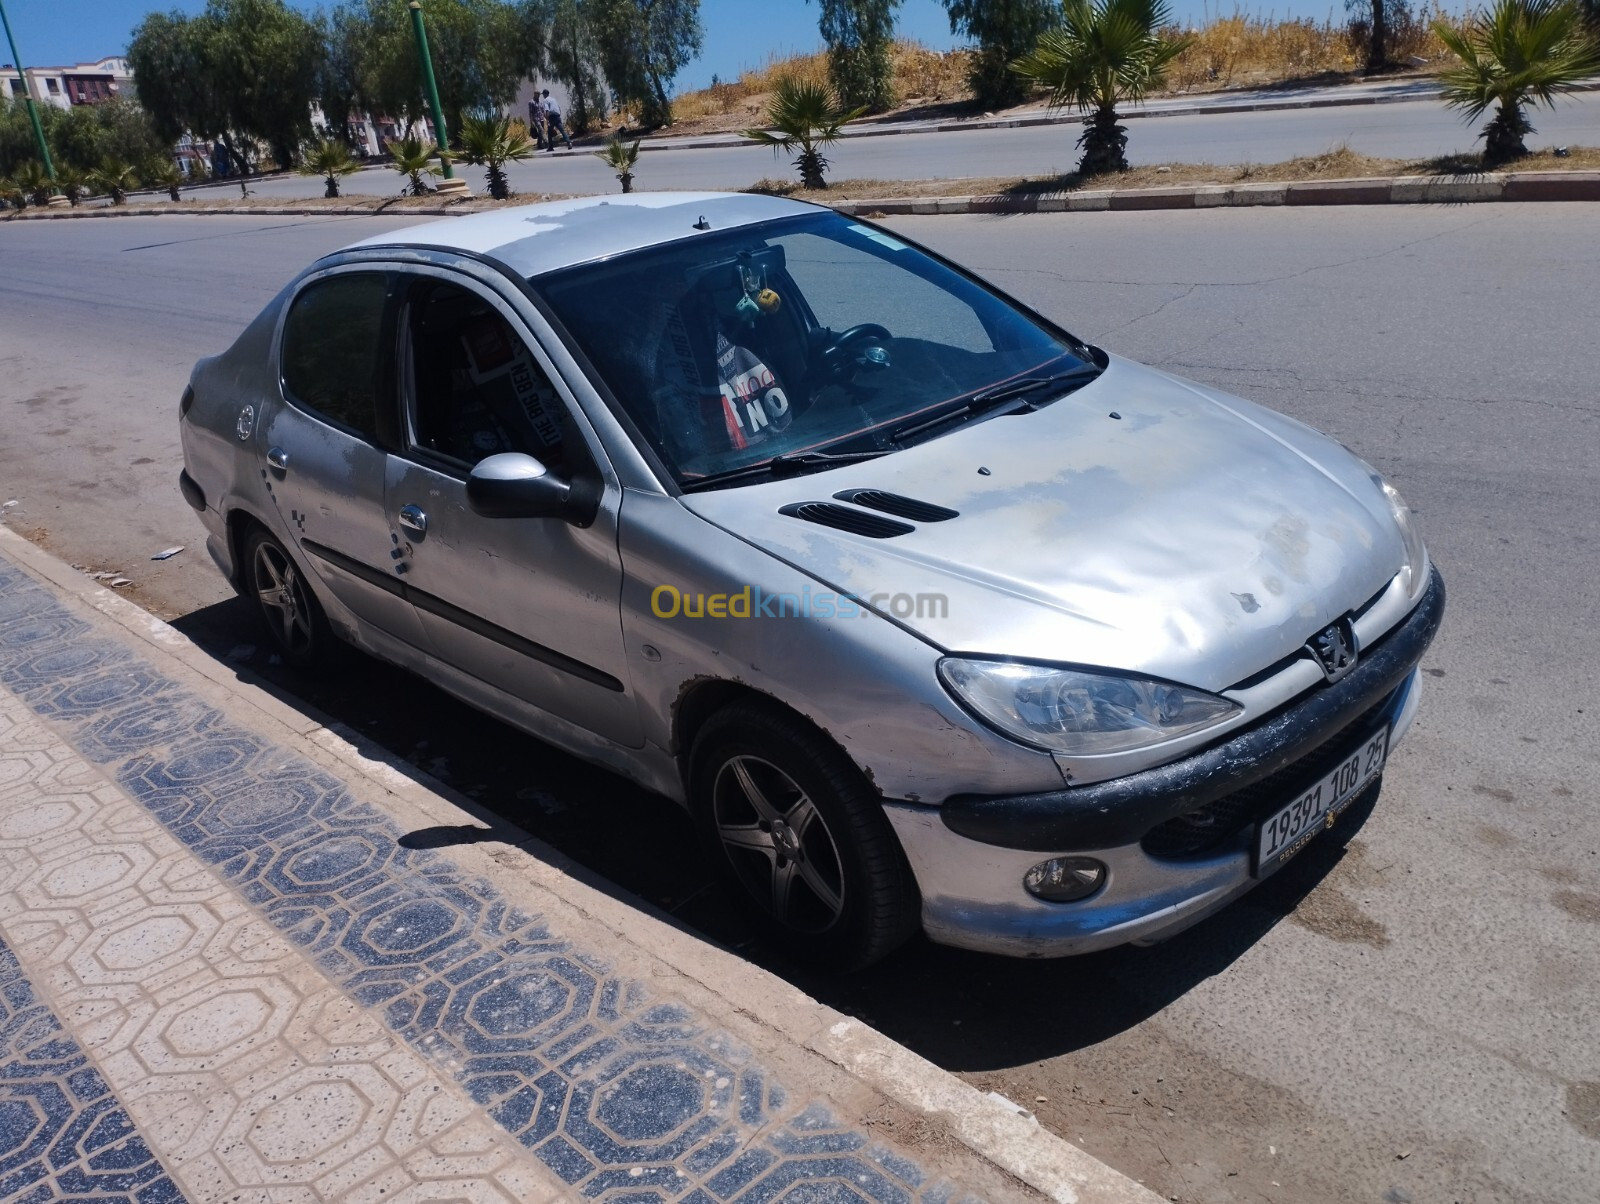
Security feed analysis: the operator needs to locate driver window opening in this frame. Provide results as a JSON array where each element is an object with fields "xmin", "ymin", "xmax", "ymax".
[{"xmin": 405, "ymin": 281, "xmax": 568, "ymax": 472}]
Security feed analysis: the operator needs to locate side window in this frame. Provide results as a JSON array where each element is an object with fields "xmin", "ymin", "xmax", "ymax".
[
  {"xmin": 406, "ymin": 281, "xmax": 568, "ymax": 470},
  {"xmin": 281, "ymin": 273, "xmax": 390, "ymax": 440}
]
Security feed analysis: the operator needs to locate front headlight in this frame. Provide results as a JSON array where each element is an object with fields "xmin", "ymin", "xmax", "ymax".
[
  {"xmin": 938, "ymin": 659, "xmax": 1242, "ymax": 757},
  {"xmin": 1375, "ymin": 475, "xmax": 1428, "ymax": 600}
]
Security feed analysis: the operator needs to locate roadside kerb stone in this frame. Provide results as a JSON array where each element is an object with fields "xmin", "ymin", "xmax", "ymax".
[
  {"xmin": 7, "ymin": 171, "xmax": 1597, "ymax": 225},
  {"xmin": 830, "ymin": 171, "xmax": 1600, "ymax": 216}
]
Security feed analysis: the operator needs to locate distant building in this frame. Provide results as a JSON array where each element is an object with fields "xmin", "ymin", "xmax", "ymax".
[
  {"xmin": 310, "ymin": 102, "xmax": 437, "ymax": 159},
  {"xmin": 2, "ymin": 56, "xmax": 134, "ymax": 109}
]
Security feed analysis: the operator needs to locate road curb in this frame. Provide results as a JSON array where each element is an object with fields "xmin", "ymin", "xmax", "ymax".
[
  {"xmin": 0, "ymin": 523, "xmax": 1163, "ymax": 1204},
  {"xmin": 828, "ymin": 170, "xmax": 1600, "ymax": 215},
  {"xmin": 5, "ymin": 170, "xmax": 1598, "ymax": 224}
]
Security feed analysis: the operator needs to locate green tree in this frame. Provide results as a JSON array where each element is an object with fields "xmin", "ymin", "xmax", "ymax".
[
  {"xmin": 88, "ymin": 160, "xmax": 140, "ymax": 205},
  {"xmin": 943, "ymin": 0, "xmax": 1058, "ymax": 108},
  {"xmin": 547, "ymin": 0, "xmax": 609, "ymax": 133},
  {"xmin": 740, "ymin": 76, "xmax": 867, "ymax": 189},
  {"xmin": 813, "ymin": 0, "xmax": 901, "ymax": 112},
  {"xmin": 1435, "ymin": 0, "xmax": 1600, "ymax": 166},
  {"xmin": 12, "ymin": 159, "xmax": 53, "ymax": 206},
  {"xmin": 386, "ymin": 133, "xmax": 441, "ymax": 193},
  {"xmin": 458, "ymin": 111, "xmax": 534, "ymax": 198},
  {"xmin": 128, "ymin": 1, "xmax": 322, "ymax": 173},
  {"xmin": 594, "ymin": 130, "xmax": 640, "ymax": 190},
  {"xmin": 143, "ymin": 158, "xmax": 185, "ymax": 201},
  {"xmin": 326, "ymin": 1, "xmax": 545, "ymax": 148},
  {"xmin": 299, "ymin": 137, "xmax": 360, "ymax": 197},
  {"xmin": 1011, "ymin": 0, "xmax": 1188, "ymax": 175},
  {"xmin": 591, "ymin": 0, "xmax": 703, "ymax": 127}
]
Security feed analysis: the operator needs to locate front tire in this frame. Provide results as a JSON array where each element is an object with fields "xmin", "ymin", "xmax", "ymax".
[
  {"xmin": 690, "ymin": 700, "xmax": 919, "ymax": 971},
  {"xmin": 243, "ymin": 527, "xmax": 338, "ymax": 673}
]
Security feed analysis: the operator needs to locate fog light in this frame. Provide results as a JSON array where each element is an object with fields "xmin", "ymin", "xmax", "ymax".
[{"xmin": 1023, "ymin": 857, "xmax": 1105, "ymax": 902}]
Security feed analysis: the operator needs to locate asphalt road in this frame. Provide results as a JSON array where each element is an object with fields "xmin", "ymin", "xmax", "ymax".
[
  {"xmin": 146, "ymin": 92, "xmax": 1600, "ymax": 205},
  {"xmin": 2, "ymin": 206, "xmax": 1598, "ymax": 1204}
]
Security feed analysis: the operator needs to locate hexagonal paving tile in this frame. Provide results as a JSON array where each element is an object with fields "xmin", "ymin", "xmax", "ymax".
[
  {"xmin": 137, "ymin": 976, "xmax": 298, "ymax": 1072},
  {"xmin": 71, "ymin": 903, "xmax": 218, "ymax": 984}
]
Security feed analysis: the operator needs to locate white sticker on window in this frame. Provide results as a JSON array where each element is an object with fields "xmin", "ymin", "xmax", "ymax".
[{"xmin": 848, "ymin": 224, "xmax": 908, "ymax": 251}]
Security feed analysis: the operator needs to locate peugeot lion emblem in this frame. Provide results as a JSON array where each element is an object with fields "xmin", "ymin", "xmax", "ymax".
[{"xmin": 1308, "ymin": 617, "xmax": 1359, "ymax": 683}]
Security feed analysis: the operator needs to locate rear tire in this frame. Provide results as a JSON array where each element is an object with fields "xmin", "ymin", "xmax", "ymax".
[
  {"xmin": 242, "ymin": 527, "xmax": 339, "ymax": 674},
  {"xmin": 690, "ymin": 699, "xmax": 919, "ymax": 971}
]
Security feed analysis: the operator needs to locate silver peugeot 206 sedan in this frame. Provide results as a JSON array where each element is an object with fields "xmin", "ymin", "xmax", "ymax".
[{"xmin": 178, "ymin": 192, "xmax": 1443, "ymax": 969}]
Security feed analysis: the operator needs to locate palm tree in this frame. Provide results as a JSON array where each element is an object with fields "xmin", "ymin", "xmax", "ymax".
[
  {"xmin": 144, "ymin": 159, "xmax": 185, "ymax": 203},
  {"xmin": 1010, "ymin": 0, "xmax": 1190, "ymax": 176},
  {"xmin": 385, "ymin": 134, "xmax": 441, "ymax": 196},
  {"xmin": 299, "ymin": 138, "xmax": 360, "ymax": 199},
  {"xmin": 54, "ymin": 166, "xmax": 88, "ymax": 207},
  {"xmin": 595, "ymin": 132, "xmax": 641, "ymax": 192},
  {"xmin": 1434, "ymin": 0, "xmax": 1600, "ymax": 167},
  {"xmin": 458, "ymin": 113, "xmax": 535, "ymax": 201},
  {"xmin": 0, "ymin": 177, "xmax": 24, "ymax": 210},
  {"xmin": 739, "ymin": 77, "xmax": 866, "ymax": 190},
  {"xmin": 13, "ymin": 160, "xmax": 54, "ymax": 207},
  {"xmin": 89, "ymin": 161, "xmax": 140, "ymax": 205}
]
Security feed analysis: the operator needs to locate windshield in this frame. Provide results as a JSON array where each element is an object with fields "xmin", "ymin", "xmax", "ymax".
[{"xmin": 535, "ymin": 211, "xmax": 1095, "ymax": 487}]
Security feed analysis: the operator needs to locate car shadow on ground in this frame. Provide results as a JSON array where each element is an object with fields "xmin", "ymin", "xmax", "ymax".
[{"xmin": 172, "ymin": 596, "xmax": 1379, "ymax": 1073}]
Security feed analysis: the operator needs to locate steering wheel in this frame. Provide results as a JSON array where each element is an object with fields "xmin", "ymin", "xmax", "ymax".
[{"xmin": 818, "ymin": 323, "xmax": 891, "ymax": 380}]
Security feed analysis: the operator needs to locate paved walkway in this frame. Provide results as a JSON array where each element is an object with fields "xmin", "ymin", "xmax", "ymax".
[{"xmin": 0, "ymin": 531, "xmax": 1158, "ymax": 1204}]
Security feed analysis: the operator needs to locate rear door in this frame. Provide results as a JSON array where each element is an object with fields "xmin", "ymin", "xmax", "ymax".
[
  {"xmin": 381, "ymin": 266, "xmax": 642, "ymax": 746},
  {"xmin": 259, "ymin": 268, "xmax": 427, "ymax": 649}
]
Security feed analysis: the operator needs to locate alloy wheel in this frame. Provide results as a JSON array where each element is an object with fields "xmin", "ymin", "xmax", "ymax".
[
  {"xmin": 252, "ymin": 540, "xmax": 314, "ymax": 657},
  {"xmin": 712, "ymin": 755, "xmax": 846, "ymax": 933}
]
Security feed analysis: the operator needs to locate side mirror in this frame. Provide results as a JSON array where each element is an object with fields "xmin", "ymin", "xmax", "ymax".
[{"xmin": 466, "ymin": 453, "xmax": 573, "ymax": 520}]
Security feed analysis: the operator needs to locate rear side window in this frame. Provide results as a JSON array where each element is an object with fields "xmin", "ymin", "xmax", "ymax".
[{"xmin": 281, "ymin": 273, "xmax": 390, "ymax": 439}]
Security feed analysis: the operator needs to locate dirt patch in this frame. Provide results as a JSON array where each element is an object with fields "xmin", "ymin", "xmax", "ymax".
[
  {"xmin": 1289, "ymin": 840, "xmax": 1391, "ymax": 947},
  {"xmin": 1552, "ymin": 890, "xmax": 1600, "ymax": 924},
  {"xmin": 1566, "ymin": 1082, "xmax": 1600, "ymax": 1141},
  {"xmin": 1473, "ymin": 825, "xmax": 1516, "ymax": 849}
]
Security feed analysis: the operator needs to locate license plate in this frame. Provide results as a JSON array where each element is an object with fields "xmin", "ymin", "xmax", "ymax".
[{"xmin": 1254, "ymin": 727, "xmax": 1389, "ymax": 876}]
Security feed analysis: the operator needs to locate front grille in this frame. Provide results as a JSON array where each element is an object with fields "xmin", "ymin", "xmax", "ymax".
[{"xmin": 1140, "ymin": 690, "xmax": 1396, "ymax": 860}]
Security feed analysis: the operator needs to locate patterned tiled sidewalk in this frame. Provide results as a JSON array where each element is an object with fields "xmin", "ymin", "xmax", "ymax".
[{"xmin": 0, "ymin": 545, "xmax": 1026, "ymax": 1204}]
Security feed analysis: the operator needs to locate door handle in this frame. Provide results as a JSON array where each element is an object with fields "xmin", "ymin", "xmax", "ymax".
[
  {"xmin": 266, "ymin": 446, "xmax": 289, "ymax": 471},
  {"xmin": 397, "ymin": 505, "xmax": 428, "ymax": 535}
]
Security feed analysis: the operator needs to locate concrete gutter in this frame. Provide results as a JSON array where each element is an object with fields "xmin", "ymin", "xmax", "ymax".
[{"xmin": 6, "ymin": 170, "xmax": 1596, "ymax": 224}]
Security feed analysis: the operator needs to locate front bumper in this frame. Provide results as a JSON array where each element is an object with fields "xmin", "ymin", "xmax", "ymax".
[{"xmin": 886, "ymin": 567, "xmax": 1443, "ymax": 957}]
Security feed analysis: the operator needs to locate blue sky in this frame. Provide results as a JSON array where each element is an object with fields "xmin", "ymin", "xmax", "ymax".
[{"xmin": 6, "ymin": 0, "xmax": 1354, "ymax": 91}]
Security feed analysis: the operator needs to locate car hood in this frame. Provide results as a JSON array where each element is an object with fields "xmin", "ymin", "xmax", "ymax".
[{"xmin": 679, "ymin": 356, "xmax": 1404, "ymax": 693}]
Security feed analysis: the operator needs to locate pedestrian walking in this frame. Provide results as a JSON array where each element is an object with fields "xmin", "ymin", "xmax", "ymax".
[
  {"xmin": 527, "ymin": 98, "xmax": 549, "ymax": 151},
  {"xmin": 542, "ymin": 90, "xmax": 572, "ymax": 151}
]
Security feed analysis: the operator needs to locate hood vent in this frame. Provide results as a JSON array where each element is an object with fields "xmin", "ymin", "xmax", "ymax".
[
  {"xmin": 779, "ymin": 501, "xmax": 914, "ymax": 539},
  {"xmin": 833, "ymin": 489, "xmax": 959, "ymax": 523}
]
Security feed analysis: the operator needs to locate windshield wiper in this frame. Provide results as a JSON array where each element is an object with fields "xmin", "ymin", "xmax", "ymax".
[
  {"xmin": 681, "ymin": 448, "xmax": 891, "ymax": 492},
  {"xmin": 893, "ymin": 366, "xmax": 1102, "ymax": 443}
]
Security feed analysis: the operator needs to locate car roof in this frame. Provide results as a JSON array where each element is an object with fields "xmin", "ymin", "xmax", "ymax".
[{"xmin": 343, "ymin": 191, "xmax": 825, "ymax": 278}]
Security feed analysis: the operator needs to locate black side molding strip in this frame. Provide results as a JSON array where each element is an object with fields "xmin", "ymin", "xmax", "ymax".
[
  {"xmin": 178, "ymin": 469, "xmax": 206, "ymax": 513},
  {"xmin": 941, "ymin": 568, "xmax": 1445, "ymax": 852},
  {"xmin": 301, "ymin": 539, "xmax": 624, "ymax": 693}
]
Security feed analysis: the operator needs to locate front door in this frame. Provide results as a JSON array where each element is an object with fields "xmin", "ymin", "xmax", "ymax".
[
  {"xmin": 383, "ymin": 271, "xmax": 641, "ymax": 746},
  {"xmin": 260, "ymin": 268, "xmax": 427, "ymax": 650}
]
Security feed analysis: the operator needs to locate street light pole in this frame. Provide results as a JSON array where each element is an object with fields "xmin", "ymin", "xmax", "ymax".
[
  {"xmin": 407, "ymin": 1, "xmax": 469, "ymax": 196},
  {"xmin": 0, "ymin": 0, "xmax": 65, "ymax": 203}
]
